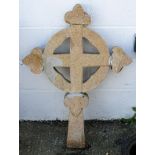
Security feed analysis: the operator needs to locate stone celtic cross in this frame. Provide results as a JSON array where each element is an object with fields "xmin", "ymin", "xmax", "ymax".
[{"xmin": 22, "ymin": 4, "xmax": 132, "ymax": 148}]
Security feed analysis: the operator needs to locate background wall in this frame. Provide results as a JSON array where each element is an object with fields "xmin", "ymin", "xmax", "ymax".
[{"xmin": 19, "ymin": 0, "xmax": 136, "ymax": 120}]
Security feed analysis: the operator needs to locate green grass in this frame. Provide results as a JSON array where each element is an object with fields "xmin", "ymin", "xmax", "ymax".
[{"xmin": 121, "ymin": 107, "xmax": 136, "ymax": 125}]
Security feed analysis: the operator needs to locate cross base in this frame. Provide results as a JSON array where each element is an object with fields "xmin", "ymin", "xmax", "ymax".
[{"xmin": 64, "ymin": 93, "xmax": 89, "ymax": 148}]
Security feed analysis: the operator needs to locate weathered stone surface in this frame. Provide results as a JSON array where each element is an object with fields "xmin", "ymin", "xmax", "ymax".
[
  {"xmin": 22, "ymin": 48, "xmax": 43, "ymax": 74},
  {"xmin": 111, "ymin": 47, "xmax": 132, "ymax": 73},
  {"xmin": 22, "ymin": 4, "xmax": 133, "ymax": 149},
  {"xmin": 64, "ymin": 93, "xmax": 89, "ymax": 148},
  {"xmin": 43, "ymin": 4, "xmax": 109, "ymax": 92},
  {"xmin": 65, "ymin": 4, "xmax": 91, "ymax": 25}
]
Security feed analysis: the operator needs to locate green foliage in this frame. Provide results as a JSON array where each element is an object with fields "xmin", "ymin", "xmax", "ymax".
[{"xmin": 121, "ymin": 107, "xmax": 136, "ymax": 125}]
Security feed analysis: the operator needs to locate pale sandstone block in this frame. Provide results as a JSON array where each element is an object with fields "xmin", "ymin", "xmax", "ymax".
[
  {"xmin": 111, "ymin": 47, "xmax": 132, "ymax": 73},
  {"xmin": 65, "ymin": 4, "xmax": 91, "ymax": 25},
  {"xmin": 64, "ymin": 93, "xmax": 89, "ymax": 148},
  {"xmin": 22, "ymin": 48, "xmax": 43, "ymax": 74}
]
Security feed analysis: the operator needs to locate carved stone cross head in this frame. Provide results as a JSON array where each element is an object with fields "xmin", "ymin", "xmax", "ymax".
[
  {"xmin": 22, "ymin": 4, "xmax": 132, "ymax": 148},
  {"xmin": 43, "ymin": 4, "xmax": 110, "ymax": 93}
]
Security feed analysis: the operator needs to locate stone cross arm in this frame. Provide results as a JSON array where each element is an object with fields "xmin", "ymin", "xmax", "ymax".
[{"xmin": 22, "ymin": 46, "xmax": 132, "ymax": 75}]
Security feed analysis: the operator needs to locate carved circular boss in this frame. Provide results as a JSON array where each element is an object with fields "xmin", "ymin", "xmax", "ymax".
[{"xmin": 43, "ymin": 4, "xmax": 110, "ymax": 93}]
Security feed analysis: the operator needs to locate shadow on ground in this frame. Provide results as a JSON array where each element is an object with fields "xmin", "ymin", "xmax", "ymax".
[{"xmin": 19, "ymin": 120, "xmax": 136, "ymax": 155}]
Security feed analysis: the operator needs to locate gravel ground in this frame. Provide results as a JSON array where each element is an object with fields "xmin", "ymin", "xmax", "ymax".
[{"xmin": 19, "ymin": 120, "xmax": 136, "ymax": 155}]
